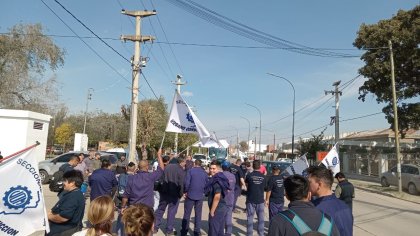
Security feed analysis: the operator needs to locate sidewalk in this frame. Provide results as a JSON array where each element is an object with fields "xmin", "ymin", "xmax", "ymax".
[{"xmin": 346, "ymin": 173, "xmax": 420, "ymax": 204}]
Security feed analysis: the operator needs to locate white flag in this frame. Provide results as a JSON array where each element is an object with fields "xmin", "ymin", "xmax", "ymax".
[
  {"xmin": 285, "ymin": 154, "xmax": 309, "ymax": 176},
  {"xmin": 0, "ymin": 147, "xmax": 50, "ymax": 235},
  {"xmin": 165, "ymin": 91, "xmax": 211, "ymax": 144},
  {"xmin": 321, "ymin": 144, "xmax": 340, "ymax": 176}
]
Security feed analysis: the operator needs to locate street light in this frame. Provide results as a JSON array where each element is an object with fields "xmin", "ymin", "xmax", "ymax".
[
  {"xmin": 230, "ymin": 126, "xmax": 240, "ymax": 159},
  {"xmin": 267, "ymin": 73, "xmax": 296, "ymax": 158},
  {"xmin": 245, "ymin": 103, "xmax": 261, "ymax": 158},
  {"xmin": 240, "ymin": 116, "xmax": 251, "ymax": 155}
]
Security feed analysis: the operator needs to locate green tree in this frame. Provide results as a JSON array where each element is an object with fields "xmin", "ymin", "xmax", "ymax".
[
  {"xmin": 239, "ymin": 141, "xmax": 249, "ymax": 152},
  {"xmin": 0, "ymin": 24, "xmax": 65, "ymax": 113},
  {"xmin": 55, "ymin": 123, "xmax": 74, "ymax": 150},
  {"xmin": 353, "ymin": 6, "xmax": 420, "ymax": 136},
  {"xmin": 297, "ymin": 131, "xmax": 327, "ymax": 161}
]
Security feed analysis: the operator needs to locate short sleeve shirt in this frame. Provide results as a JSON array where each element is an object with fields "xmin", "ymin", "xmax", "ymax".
[
  {"xmin": 230, "ymin": 165, "xmax": 244, "ymax": 187},
  {"xmin": 245, "ymin": 171, "xmax": 266, "ymax": 204},
  {"xmin": 208, "ymin": 182, "xmax": 226, "ymax": 210},
  {"xmin": 49, "ymin": 189, "xmax": 85, "ymax": 235},
  {"xmin": 267, "ymin": 174, "xmax": 285, "ymax": 204}
]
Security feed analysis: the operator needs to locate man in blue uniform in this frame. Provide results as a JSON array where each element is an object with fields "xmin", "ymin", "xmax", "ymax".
[
  {"xmin": 154, "ymin": 156, "xmax": 186, "ymax": 235},
  {"xmin": 88, "ymin": 159, "xmax": 118, "ymax": 201},
  {"xmin": 181, "ymin": 159, "xmax": 208, "ymax": 236},
  {"xmin": 121, "ymin": 149, "xmax": 164, "ymax": 209},
  {"xmin": 222, "ymin": 161, "xmax": 236, "ymax": 236},
  {"xmin": 206, "ymin": 160, "xmax": 230, "ymax": 236},
  {"xmin": 307, "ymin": 166, "xmax": 353, "ymax": 236},
  {"xmin": 265, "ymin": 164, "xmax": 285, "ymax": 221},
  {"xmin": 47, "ymin": 170, "xmax": 85, "ymax": 236},
  {"xmin": 230, "ymin": 159, "xmax": 246, "ymax": 213},
  {"xmin": 245, "ymin": 160, "xmax": 266, "ymax": 236},
  {"xmin": 267, "ymin": 175, "xmax": 340, "ymax": 236}
]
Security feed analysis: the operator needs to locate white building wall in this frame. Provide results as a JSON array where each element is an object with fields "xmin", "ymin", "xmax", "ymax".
[{"xmin": 0, "ymin": 109, "xmax": 51, "ymax": 162}]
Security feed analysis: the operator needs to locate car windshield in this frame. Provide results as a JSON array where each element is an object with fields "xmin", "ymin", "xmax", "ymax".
[{"xmin": 193, "ymin": 155, "xmax": 206, "ymax": 160}]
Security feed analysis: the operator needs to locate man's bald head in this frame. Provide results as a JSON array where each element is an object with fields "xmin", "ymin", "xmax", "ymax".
[{"xmin": 139, "ymin": 160, "xmax": 149, "ymax": 171}]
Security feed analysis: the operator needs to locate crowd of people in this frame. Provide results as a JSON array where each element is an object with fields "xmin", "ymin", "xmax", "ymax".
[{"xmin": 46, "ymin": 149, "xmax": 355, "ymax": 236}]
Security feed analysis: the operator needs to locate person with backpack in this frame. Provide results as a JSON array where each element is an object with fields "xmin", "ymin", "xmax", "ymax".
[
  {"xmin": 49, "ymin": 155, "xmax": 79, "ymax": 193},
  {"xmin": 307, "ymin": 166, "xmax": 353, "ymax": 236},
  {"xmin": 268, "ymin": 175, "xmax": 340, "ymax": 236}
]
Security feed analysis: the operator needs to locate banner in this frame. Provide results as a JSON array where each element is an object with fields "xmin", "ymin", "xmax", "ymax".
[
  {"xmin": 321, "ymin": 144, "xmax": 340, "ymax": 176},
  {"xmin": 0, "ymin": 147, "xmax": 49, "ymax": 235},
  {"xmin": 285, "ymin": 154, "xmax": 309, "ymax": 176},
  {"xmin": 165, "ymin": 91, "xmax": 211, "ymax": 144}
]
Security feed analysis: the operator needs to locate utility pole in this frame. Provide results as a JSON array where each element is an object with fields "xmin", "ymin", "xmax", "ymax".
[
  {"xmin": 325, "ymin": 81, "xmax": 342, "ymax": 150},
  {"xmin": 83, "ymin": 88, "xmax": 93, "ymax": 134},
  {"xmin": 389, "ymin": 40, "xmax": 402, "ymax": 193},
  {"xmin": 121, "ymin": 9, "xmax": 156, "ymax": 163},
  {"xmin": 173, "ymin": 75, "xmax": 186, "ymax": 154},
  {"xmin": 236, "ymin": 130, "xmax": 239, "ymax": 159},
  {"xmin": 273, "ymin": 133, "xmax": 276, "ymax": 161}
]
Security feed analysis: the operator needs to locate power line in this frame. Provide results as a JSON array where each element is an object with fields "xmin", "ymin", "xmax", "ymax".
[
  {"xmin": 40, "ymin": 0, "xmax": 132, "ymax": 85},
  {"xmin": 54, "ymin": 0, "xmax": 130, "ymax": 64},
  {"xmin": 166, "ymin": 0, "xmax": 359, "ymax": 58},
  {"xmin": 141, "ymin": 72, "xmax": 159, "ymax": 99},
  {"xmin": 149, "ymin": 0, "xmax": 185, "ymax": 75}
]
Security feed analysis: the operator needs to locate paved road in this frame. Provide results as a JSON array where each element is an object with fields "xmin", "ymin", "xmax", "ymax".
[
  {"xmin": 33, "ymin": 179, "xmax": 420, "ymax": 236},
  {"xmin": 353, "ymin": 188, "xmax": 420, "ymax": 236}
]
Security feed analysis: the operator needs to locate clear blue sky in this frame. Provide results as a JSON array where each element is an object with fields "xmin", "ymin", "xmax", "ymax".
[{"xmin": 1, "ymin": 0, "xmax": 418, "ymax": 145}]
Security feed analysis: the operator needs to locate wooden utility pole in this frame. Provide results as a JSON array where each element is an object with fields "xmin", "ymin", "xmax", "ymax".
[{"xmin": 121, "ymin": 10, "xmax": 155, "ymax": 163}]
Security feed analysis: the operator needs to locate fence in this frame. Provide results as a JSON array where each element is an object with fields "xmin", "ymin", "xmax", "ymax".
[{"xmin": 342, "ymin": 152, "xmax": 420, "ymax": 177}]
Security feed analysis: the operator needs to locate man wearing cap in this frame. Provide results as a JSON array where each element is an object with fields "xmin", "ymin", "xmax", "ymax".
[
  {"xmin": 230, "ymin": 159, "xmax": 246, "ymax": 213},
  {"xmin": 265, "ymin": 163, "xmax": 285, "ymax": 221},
  {"xmin": 181, "ymin": 159, "xmax": 208, "ymax": 236},
  {"xmin": 222, "ymin": 161, "xmax": 236, "ymax": 236}
]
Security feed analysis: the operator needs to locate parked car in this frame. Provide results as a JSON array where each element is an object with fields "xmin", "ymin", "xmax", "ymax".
[
  {"xmin": 262, "ymin": 161, "xmax": 292, "ymax": 175},
  {"xmin": 52, "ymin": 146, "xmax": 64, "ymax": 155},
  {"xmin": 38, "ymin": 151, "xmax": 117, "ymax": 184},
  {"xmin": 381, "ymin": 164, "xmax": 420, "ymax": 195},
  {"xmin": 193, "ymin": 154, "xmax": 211, "ymax": 166}
]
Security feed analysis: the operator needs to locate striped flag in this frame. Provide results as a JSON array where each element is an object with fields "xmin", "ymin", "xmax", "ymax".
[{"xmin": 285, "ymin": 154, "xmax": 309, "ymax": 176}]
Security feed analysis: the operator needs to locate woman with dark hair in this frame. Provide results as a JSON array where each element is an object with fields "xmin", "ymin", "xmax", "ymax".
[
  {"xmin": 72, "ymin": 195, "xmax": 114, "ymax": 236},
  {"xmin": 122, "ymin": 204, "xmax": 154, "ymax": 236}
]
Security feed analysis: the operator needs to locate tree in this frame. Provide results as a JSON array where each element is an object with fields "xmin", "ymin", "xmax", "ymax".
[
  {"xmin": 55, "ymin": 123, "xmax": 74, "ymax": 150},
  {"xmin": 0, "ymin": 24, "xmax": 65, "ymax": 113},
  {"xmin": 354, "ymin": 6, "xmax": 420, "ymax": 136},
  {"xmin": 297, "ymin": 131, "xmax": 328, "ymax": 161},
  {"xmin": 239, "ymin": 141, "xmax": 249, "ymax": 152}
]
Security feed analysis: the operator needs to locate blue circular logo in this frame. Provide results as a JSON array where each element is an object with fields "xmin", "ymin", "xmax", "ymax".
[
  {"xmin": 332, "ymin": 157, "xmax": 338, "ymax": 166},
  {"xmin": 3, "ymin": 186, "xmax": 32, "ymax": 210}
]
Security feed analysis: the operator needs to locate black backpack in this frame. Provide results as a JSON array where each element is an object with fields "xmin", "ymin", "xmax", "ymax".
[
  {"xmin": 49, "ymin": 169, "xmax": 64, "ymax": 192},
  {"xmin": 278, "ymin": 209, "xmax": 333, "ymax": 236}
]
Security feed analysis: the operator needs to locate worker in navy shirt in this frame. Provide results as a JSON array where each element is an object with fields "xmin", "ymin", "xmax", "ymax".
[
  {"xmin": 245, "ymin": 160, "xmax": 266, "ymax": 236},
  {"xmin": 307, "ymin": 166, "xmax": 353, "ymax": 236},
  {"xmin": 230, "ymin": 159, "xmax": 246, "ymax": 213},
  {"xmin": 47, "ymin": 170, "xmax": 85, "ymax": 236},
  {"xmin": 121, "ymin": 149, "xmax": 164, "ymax": 209},
  {"xmin": 206, "ymin": 160, "xmax": 231, "ymax": 236},
  {"xmin": 265, "ymin": 164, "xmax": 286, "ymax": 221},
  {"xmin": 154, "ymin": 156, "xmax": 186, "ymax": 235},
  {"xmin": 59, "ymin": 155, "xmax": 79, "ymax": 173},
  {"xmin": 181, "ymin": 159, "xmax": 208, "ymax": 236},
  {"xmin": 222, "ymin": 161, "xmax": 236, "ymax": 236},
  {"xmin": 88, "ymin": 159, "xmax": 118, "ymax": 201}
]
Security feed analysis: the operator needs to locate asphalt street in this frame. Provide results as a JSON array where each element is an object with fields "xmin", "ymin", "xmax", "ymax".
[{"xmin": 31, "ymin": 178, "xmax": 420, "ymax": 236}]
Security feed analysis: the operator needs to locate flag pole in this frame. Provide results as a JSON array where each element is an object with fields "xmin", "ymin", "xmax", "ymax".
[
  {"xmin": 159, "ymin": 132, "xmax": 166, "ymax": 150},
  {"xmin": 0, "ymin": 141, "xmax": 40, "ymax": 163}
]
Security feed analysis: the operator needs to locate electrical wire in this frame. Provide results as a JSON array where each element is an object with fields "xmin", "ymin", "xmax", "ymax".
[
  {"xmin": 53, "ymin": 0, "xmax": 160, "ymax": 100},
  {"xmin": 166, "ymin": 0, "xmax": 359, "ymax": 58},
  {"xmin": 149, "ymin": 0, "xmax": 185, "ymax": 76}
]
